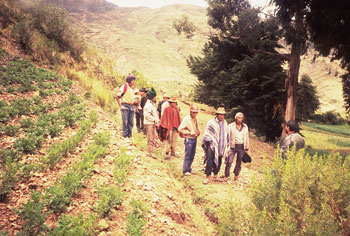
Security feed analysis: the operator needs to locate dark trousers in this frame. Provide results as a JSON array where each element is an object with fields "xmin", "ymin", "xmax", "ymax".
[
  {"xmin": 205, "ymin": 147, "xmax": 222, "ymax": 176},
  {"xmin": 135, "ymin": 110, "xmax": 144, "ymax": 133},
  {"xmin": 225, "ymin": 144, "xmax": 244, "ymax": 177},
  {"xmin": 182, "ymin": 138, "xmax": 197, "ymax": 173}
]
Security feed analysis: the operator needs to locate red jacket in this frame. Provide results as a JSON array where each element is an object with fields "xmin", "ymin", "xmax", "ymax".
[{"xmin": 160, "ymin": 106, "xmax": 181, "ymax": 140}]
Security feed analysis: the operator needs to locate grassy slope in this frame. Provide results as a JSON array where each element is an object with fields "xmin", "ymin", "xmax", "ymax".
[
  {"xmin": 302, "ymin": 122, "xmax": 350, "ymax": 156},
  {"xmin": 70, "ymin": 4, "xmax": 209, "ymax": 96}
]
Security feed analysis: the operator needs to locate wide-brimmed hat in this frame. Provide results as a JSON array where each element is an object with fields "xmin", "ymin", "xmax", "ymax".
[
  {"xmin": 190, "ymin": 106, "xmax": 199, "ymax": 113},
  {"xmin": 168, "ymin": 96, "xmax": 177, "ymax": 103},
  {"xmin": 216, "ymin": 107, "xmax": 226, "ymax": 115},
  {"xmin": 242, "ymin": 153, "xmax": 251, "ymax": 163}
]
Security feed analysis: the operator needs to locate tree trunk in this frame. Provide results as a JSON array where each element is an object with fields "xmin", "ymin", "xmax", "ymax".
[{"xmin": 282, "ymin": 42, "xmax": 301, "ymax": 137}]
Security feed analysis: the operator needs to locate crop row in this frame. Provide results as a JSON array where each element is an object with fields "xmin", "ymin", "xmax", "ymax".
[
  {"xmin": 0, "ymin": 110, "xmax": 95, "ymax": 200},
  {"xmin": 15, "ymin": 131, "xmax": 110, "ymax": 235},
  {"xmin": 0, "ymin": 52, "xmax": 71, "ymax": 95}
]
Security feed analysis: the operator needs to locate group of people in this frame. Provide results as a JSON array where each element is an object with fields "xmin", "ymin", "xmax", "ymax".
[
  {"xmin": 115, "ymin": 74, "xmax": 183, "ymax": 160},
  {"xmin": 115, "ymin": 74, "xmax": 305, "ymax": 184}
]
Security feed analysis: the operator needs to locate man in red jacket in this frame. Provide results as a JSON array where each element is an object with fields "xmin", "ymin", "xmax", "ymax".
[{"xmin": 160, "ymin": 97, "xmax": 181, "ymax": 158}]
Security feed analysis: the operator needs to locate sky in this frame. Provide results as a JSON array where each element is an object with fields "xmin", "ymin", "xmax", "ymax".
[{"xmin": 106, "ymin": 0, "xmax": 271, "ymax": 9}]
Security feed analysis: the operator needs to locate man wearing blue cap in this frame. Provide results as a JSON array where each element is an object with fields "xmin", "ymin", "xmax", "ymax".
[{"xmin": 116, "ymin": 74, "xmax": 137, "ymax": 138}]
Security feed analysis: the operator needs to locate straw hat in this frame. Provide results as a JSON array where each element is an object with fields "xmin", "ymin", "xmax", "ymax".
[
  {"xmin": 168, "ymin": 96, "xmax": 177, "ymax": 103},
  {"xmin": 216, "ymin": 107, "xmax": 226, "ymax": 115}
]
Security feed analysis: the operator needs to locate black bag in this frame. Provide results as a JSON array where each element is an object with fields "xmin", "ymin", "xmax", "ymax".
[{"xmin": 242, "ymin": 153, "xmax": 252, "ymax": 163}]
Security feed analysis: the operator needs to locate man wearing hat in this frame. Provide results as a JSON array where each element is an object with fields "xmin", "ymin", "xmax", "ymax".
[
  {"xmin": 143, "ymin": 88, "xmax": 159, "ymax": 158},
  {"xmin": 115, "ymin": 74, "xmax": 137, "ymax": 138},
  {"xmin": 201, "ymin": 107, "xmax": 230, "ymax": 184},
  {"xmin": 178, "ymin": 106, "xmax": 200, "ymax": 175},
  {"xmin": 225, "ymin": 112, "xmax": 250, "ymax": 181},
  {"xmin": 160, "ymin": 96, "xmax": 181, "ymax": 158},
  {"xmin": 135, "ymin": 88, "xmax": 147, "ymax": 133},
  {"xmin": 157, "ymin": 94, "xmax": 170, "ymax": 118},
  {"xmin": 280, "ymin": 120, "xmax": 305, "ymax": 159}
]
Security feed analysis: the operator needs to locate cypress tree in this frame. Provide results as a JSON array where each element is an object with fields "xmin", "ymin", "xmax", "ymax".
[
  {"xmin": 296, "ymin": 74, "xmax": 320, "ymax": 120},
  {"xmin": 188, "ymin": 0, "xmax": 286, "ymax": 141}
]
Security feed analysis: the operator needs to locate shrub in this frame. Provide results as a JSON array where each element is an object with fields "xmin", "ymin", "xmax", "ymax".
[
  {"xmin": 249, "ymin": 151, "xmax": 350, "ymax": 235},
  {"xmin": 20, "ymin": 162, "xmax": 41, "ymax": 181},
  {"xmin": 12, "ymin": 1, "xmax": 85, "ymax": 63}
]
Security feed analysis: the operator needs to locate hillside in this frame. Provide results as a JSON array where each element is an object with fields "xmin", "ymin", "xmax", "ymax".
[
  {"xmin": 64, "ymin": 0, "xmax": 346, "ymax": 113},
  {"xmin": 68, "ymin": 3, "xmax": 210, "ymax": 96}
]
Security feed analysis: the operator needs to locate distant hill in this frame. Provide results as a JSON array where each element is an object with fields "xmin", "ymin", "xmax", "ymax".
[
  {"xmin": 22, "ymin": 0, "xmax": 347, "ymax": 113},
  {"xmin": 66, "ymin": 2, "xmax": 210, "ymax": 97}
]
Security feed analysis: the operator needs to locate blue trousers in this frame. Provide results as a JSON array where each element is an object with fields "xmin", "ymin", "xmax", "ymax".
[
  {"xmin": 121, "ymin": 104, "xmax": 134, "ymax": 138},
  {"xmin": 182, "ymin": 138, "xmax": 197, "ymax": 173}
]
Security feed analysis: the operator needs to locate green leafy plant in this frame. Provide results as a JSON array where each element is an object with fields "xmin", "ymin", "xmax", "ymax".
[
  {"xmin": 4, "ymin": 124, "xmax": 19, "ymax": 137},
  {"xmin": 14, "ymin": 134, "xmax": 43, "ymax": 154},
  {"xmin": 45, "ymin": 172, "xmax": 82, "ymax": 213},
  {"xmin": 0, "ymin": 149, "xmax": 19, "ymax": 162},
  {"xmin": 19, "ymin": 162, "xmax": 41, "ymax": 181},
  {"xmin": 93, "ymin": 131, "xmax": 110, "ymax": 146},
  {"xmin": 0, "ymin": 157, "xmax": 20, "ymax": 200},
  {"xmin": 11, "ymin": 98, "xmax": 33, "ymax": 116},
  {"xmin": 48, "ymin": 214, "xmax": 96, "ymax": 236},
  {"xmin": 16, "ymin": 192, "xmax": 48, "ymax": 236},
  {"xmin": 126, "ymin": 199, "xmax": 148, "ymax": 236},
  {"xmin": 95, "ymin": 185, "xmax": 124, "ymax": 217},
  {"xmin": 20, "ymin": 118, "xmax": 35, "ymax": 130}
]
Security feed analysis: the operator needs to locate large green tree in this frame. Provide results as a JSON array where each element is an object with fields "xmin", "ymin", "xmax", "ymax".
[
  {"xmin": 273, "ymin": 0, "xmax": 350, "ymax": 130},
  {"xmin": 305, "ymin": 0, "xmax": 350, "ymax": 114},
  {"xmin": 272, "ymin": 0, "xmax": 309, "ymax": 135},
  {"xmin": 188, "ymin": 0, "xmax": 286, "ymax": 141}
]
